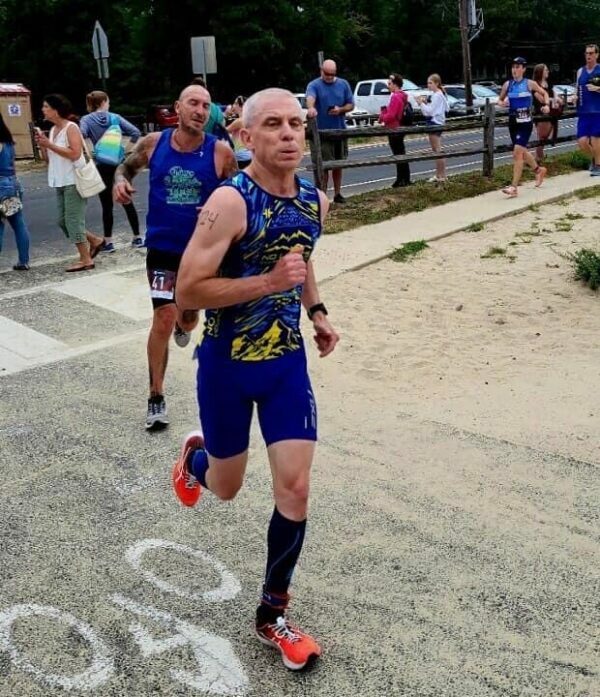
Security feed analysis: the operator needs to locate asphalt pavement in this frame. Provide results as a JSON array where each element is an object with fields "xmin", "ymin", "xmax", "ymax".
[{"xmin": 0, "ymin": 119, "xmax": 578, "ymax": 272}]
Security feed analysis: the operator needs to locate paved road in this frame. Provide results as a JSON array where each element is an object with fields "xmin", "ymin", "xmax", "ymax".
[{"xmin": 0, "ymin": 119, "xmax": 577, "ymax": 272}]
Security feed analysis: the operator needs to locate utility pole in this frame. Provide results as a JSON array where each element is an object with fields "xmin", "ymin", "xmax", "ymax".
[{"xmin": 459, "ymin": 0, "xmax": 473, "ymax": 110}]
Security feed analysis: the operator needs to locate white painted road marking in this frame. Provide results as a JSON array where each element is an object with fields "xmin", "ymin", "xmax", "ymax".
[
  {"xmin": 0, "ymin": 315, "xmax": 67, "ymax": 361},
  {"xmin": 112, "ymin": 594, "xmax": 249, "ymax": 696},
  {"xmin": 56, "ymin": 272, "xmax": 153, "ymax": 321},
  {"xmin": 125, "ymin": 539, "xmax": 242, "ymax": 602},
  {"xmin": 0, "ymin": 540, "xmax": 248, "ymax": 693},
  {"xmin": 0, "ymin": 604, "xmax": 114, "ymax": 691},
  {"xmin": 0, "ymin": 266, "xmax": 150, "ymax": 376}
]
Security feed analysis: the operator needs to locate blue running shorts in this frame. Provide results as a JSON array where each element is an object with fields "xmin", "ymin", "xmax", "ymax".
[
  {"xmin": 508, "ymin": 121, "xmax": 533, "ymax": 147},
  {"xmin": 577, "ymin": 114, "xmax": 600, "ymax": 139},
  {"xmin": 196, "ymin": 340, "xmax": 318, "ymax": 459}
]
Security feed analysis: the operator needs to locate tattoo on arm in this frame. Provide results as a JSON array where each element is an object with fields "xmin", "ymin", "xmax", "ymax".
[
  {"xmin": 198, "ymin": 209, "xmax": 220, "ymax": 230},
  {"xmin": 116, "ymin": 138, "xmax": 150, "ymax": 182},
  {"xmin": 224, "ymin": 157, "xmax": 239, "ymax": 178}
]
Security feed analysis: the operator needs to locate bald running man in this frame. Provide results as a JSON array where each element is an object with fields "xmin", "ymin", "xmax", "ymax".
[
  {"xmin": 173, "ymin": 88, "xmax": 339, "ymax": 670},
  {"xmin": 114, "ymin": 85, "xmax": 237, "ymax": 431},
  {"xmin": 306, "ymin": 59, "xmax": 354, "ymax": 203}
]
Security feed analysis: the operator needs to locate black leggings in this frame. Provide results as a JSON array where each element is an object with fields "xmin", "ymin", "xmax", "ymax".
[
  {"xmin": 388, "ymin": 134, "xmax": 410, "ymax": 185},
  {"xmin": 96, "ymin": 162, "xmax": 140, "ymax": 238}
]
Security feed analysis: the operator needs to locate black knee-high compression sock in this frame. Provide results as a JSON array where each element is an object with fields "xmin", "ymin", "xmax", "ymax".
[{"xmin": 256, "ymin": 507, "xmax": 306, "ymax": 626}]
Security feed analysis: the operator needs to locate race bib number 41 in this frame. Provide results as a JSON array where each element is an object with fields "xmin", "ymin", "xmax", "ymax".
[{"xmin": 148, "ymin": 269, "xmax": 177, "ymax": 301}]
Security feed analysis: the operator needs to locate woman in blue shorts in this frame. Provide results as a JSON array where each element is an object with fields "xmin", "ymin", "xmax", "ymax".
[{"xmin": 499, "ymin": 57, "xmax": 550, "ymax": 197}]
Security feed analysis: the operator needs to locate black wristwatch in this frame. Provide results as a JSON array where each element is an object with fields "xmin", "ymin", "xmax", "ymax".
[{"xmin": 307, "ymin": 302, "xmax": 328, "ymax": 320}]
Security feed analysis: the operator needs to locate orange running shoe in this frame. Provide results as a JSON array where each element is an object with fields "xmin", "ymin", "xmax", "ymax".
[
  {"xmin": 535, "ymin": 166, "xmax": 547, "ymax": 187},
  {"xmin": 255, "ymin": 616, "xmax": 322, "ymax": 670},
  {"xmin": 172, "ymin": 431, "xmax": 204, "ymax": 507}
]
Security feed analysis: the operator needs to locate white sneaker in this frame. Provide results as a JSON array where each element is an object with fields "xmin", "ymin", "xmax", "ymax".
[{"xmin": 173, "ymin": 323, "xmax": 192, "ymax": 348}]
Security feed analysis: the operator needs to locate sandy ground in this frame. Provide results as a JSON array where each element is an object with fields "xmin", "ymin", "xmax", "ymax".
[{"xmin": 313, "ymin": 194, "xmax": 600, "ymax": 466}]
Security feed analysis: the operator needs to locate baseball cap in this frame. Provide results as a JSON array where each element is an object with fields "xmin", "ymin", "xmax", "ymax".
[{"xmin": 512, "ymin": 56, "xmax": 527, "ymax": 65}]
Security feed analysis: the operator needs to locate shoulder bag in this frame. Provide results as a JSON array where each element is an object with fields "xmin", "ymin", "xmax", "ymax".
[{"xmin": 73, "ymin": 126, "xmax": 106, "ymax": 198}]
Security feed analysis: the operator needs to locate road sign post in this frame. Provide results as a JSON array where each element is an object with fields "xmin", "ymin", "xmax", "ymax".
[
  {"xmin": 191, "ymin": 37, "xmax": 217, "ymax": 84},
  {"xmin": 92, "ymin": 21, "xmax": 110, "ymax": 91}
]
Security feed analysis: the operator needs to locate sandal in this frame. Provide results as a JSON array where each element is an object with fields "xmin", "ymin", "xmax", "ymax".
[
  {"xmin": 502, "ymin": 185, "xmax": 518, "ymax": 198},
  {"xmin": 90, "ymin": 240, "xmax": 105, "ymax": 259},
  {"xmin": 65, "ymin": 263, "xmax": 95, "ymax": 273}
]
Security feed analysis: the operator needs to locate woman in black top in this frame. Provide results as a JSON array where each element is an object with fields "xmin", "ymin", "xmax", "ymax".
[{"xmin": 532, "ymin": 64, "xmax": 555, "ymax": 163}]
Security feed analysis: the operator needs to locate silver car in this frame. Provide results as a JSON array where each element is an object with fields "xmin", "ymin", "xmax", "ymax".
[{"xmin": 444, "ymin": 84, "xmax": 504, "ymax": 114}]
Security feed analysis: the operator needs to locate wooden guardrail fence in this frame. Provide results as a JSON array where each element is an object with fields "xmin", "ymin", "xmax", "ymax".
[{"xmin": 307, "ymin": 101, "xmax": 578, "ymax": 190}]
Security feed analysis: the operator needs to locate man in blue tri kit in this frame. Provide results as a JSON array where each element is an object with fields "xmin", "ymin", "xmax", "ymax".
[
  {"xmin": 499, "ymin": 57, "xmax": 550, "ymax": 197},
  {"xmin": 114, "ymin": 85, "xmax": 237, "ymax": 431},
  {"xmin": 173, "ymin": 88, "xmax": 340, "ymax": 670},
  {"xmin": 576, "ymin": 44, "xmax": 600, "ymax": 176}
]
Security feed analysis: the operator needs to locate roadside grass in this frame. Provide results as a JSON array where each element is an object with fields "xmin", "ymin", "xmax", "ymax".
[
  {"xmin": 571, "ymin": 248, "xmax": 600, "ymax": 290},
  {"xmin": 575, "ymin": 186, "xmax": 600, "ymax": 199},
  {"xmin": 481, "ymin": 246, "xmax": 507, "ymax": 258},
  {"xmin": 325, "ymin": 150, "xmax": 595, "ymax": 235},
  {"xmin": 389, "ymin": 240, "xmax": 429, "ymax": 262},
  {"xmin": 466, "ymin": 222, "xmax": 484, "ymax": 232}
]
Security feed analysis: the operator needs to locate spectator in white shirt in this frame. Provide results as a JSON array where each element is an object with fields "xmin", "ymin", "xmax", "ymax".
[{"xmin": 417, "ymin": 74, "xmax": 448, "ymax": 182}]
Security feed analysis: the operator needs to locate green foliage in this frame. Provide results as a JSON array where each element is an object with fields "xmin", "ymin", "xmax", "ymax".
[
  {"xmin": 466, "ymin": 222, "xmax": 484, "ymax": 232},
  {"xmin": 325, "ymin": 150, "xmax": 589, "ymax": 235},
  {"xmin": 1, "ymin": 0, "xmax": 599, "ymax": 113},
  {"xmin": 571, "ymin": 248, "xmax": 600, "ymax": 290},
  {"xmin": 389, "ymin": 240, "xmax": 428, "ymax": 262},
  {"xmin": 567, "ymin": 151, "xmax": 593, "ymax": 170},
  {"xmin": 481, "ymin": 246, "xmax": 507, "ymax": 258},
  {"xmin": 576, "ymin": 187, "xmax": 600, "ymax": 200}
]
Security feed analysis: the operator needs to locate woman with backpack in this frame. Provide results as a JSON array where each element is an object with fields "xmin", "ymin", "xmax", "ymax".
[
  {"xmin": 0, "ymin": 113, "xmax": 31, "ymax": 270},
  {"xmin": 80, "ymin": 91, "xmax": 143, "ymax": 252},
  {"xmin": 417, "ymin": 73, "xmax": 449, "ymax": 183},
  {"xmin": 379, "ymin": 74, "xmax": 411, "ymax": 187}
]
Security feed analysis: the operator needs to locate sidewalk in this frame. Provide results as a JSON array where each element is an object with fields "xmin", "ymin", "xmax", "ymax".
[{"xmin": 313, "ymin": 170, "xmax": 599, "ymax": 282}]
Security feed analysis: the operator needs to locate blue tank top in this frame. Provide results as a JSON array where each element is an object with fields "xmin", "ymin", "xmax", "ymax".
[
  {"xmin": 507, "ymin": 79, "xmax": 533, "ymax": 123},
  {"xmin": 577, "ymin": 64, "xmax": 600, "ymax": 114},
  {"xmin": 203, "ymin": 172, "xmax": 322, "ymax": 362},
  {"xmin": 145, "ymin": 129, "xmax": 221, "ymax": 254},
  {"xmin": 0, "ymin": 143, "xmax": 16, "ymax": 178}
]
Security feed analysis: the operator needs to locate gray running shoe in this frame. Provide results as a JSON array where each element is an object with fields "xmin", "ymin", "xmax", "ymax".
[
  {"xmin": 173, "ymin": 323, "xmax": 192, "ymax": 348},
  {"xmin": 146, "ymin": 395, "xmax": 169, "ymax": 431}
]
